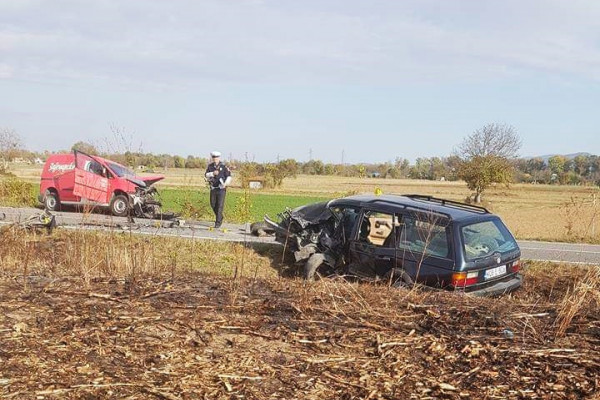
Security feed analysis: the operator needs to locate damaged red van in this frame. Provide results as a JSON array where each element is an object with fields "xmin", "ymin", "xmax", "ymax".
[{"xmin": 39, "ymin": 151, "xmax": 165, "ymax": 217}]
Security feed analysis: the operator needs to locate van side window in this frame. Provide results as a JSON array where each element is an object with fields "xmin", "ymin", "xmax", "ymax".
[
  {"xmin": 396, "ymin": 214, "xmax": 450, "ymax": 258},
  {"xmin": 357, "ymin": 210, "xmax": 395, "ymax": 247},
  {"xmin": 84, "ymin": 160, "xmax": 105, "ymax": 177}
]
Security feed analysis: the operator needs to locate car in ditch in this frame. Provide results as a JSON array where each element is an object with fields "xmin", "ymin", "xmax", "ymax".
[
  {"xmin": 39, "ymin": 150, "xmax": 166, "ymax": 218},
  {"xmin": 264, "ymin": 194, "xmax": 522, "ymax": 296}
]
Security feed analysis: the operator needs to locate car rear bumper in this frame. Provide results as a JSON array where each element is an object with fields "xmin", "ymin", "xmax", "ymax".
[{"xmin": 466, "ymin": 274, "xmax": 523, "ymax": 297}]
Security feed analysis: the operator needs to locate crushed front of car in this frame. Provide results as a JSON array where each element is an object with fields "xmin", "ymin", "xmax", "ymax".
[{"xmin": 264, "ymin": 201, "xmax": 345, "ymax": 278}]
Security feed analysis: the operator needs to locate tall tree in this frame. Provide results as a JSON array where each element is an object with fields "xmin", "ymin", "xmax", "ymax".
[
  {"xmin": 547, "ymin": 155, "xmax": 566, "ymax": 175},
  {"xmin": 456, "ymin": 123, "xmax": 521, "ymax": 203},
  {"xmin": 71, "ymin": 141, "xmax": 98, "ymax": 155}
]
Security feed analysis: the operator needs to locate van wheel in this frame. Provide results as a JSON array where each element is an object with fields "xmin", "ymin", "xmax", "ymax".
[
  {"xmin": 44, "ymin": 192, "xmax": 60, "ymax": 211},
  {"xmin": 110, "ymin": 195, "xmax": 130, "ymax": 217}
]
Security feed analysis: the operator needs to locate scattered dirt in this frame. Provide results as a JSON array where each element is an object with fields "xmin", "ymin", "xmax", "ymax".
[{"xmin": 1, "ymin": 270, "xmax": 599, "ymax": 399}]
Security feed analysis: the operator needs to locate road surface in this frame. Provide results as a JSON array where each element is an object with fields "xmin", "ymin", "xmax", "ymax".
[{"xmin": 1, "ymin": 206, "xmax": 599, "ymax": 265}]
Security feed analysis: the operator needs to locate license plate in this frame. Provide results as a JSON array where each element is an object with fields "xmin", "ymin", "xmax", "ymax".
[{"xmin": 485, "ymin": 265, "xmax": 506, "ymax": 280}]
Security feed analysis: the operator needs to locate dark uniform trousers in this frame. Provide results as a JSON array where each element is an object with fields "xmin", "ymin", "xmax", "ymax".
[{"xmin": 210, "ymin": 188, "xmax": 226, "ymax": 226}]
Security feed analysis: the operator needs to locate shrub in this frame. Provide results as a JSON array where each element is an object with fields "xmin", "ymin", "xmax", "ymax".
[{"xmin": 0, "ymin": 177, "xmax": 36, "ymax": 207}]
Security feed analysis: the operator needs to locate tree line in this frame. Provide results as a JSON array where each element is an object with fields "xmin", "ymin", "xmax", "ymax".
[{"xmin": 2, "ymin": 125, "xmax": 599, "ymax": 202}]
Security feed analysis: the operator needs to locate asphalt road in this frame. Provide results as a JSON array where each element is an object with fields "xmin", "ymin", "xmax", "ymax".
[{"xmin": 2, "ymin": 206, "xmax": 600, "ymax": 265}]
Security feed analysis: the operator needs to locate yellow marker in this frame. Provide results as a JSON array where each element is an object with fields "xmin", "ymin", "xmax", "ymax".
[{"xmin": 375, "ymin": 187, "xmax": 383, "ymax": 196}]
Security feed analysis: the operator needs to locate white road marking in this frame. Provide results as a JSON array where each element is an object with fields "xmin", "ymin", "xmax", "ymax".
[{"xmin": 519, "ymin": 246, "xmax": 600, "ymax": 254}]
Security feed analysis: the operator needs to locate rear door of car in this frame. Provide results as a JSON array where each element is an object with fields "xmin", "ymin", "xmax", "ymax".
[
  {"xmin": 72, "ymin": 151, "xmax": 110, "ymax": 204},
  {"xmin": 393, "ymin": 211, "xmax": 455, "ymax": 287},
  {"xmin": 456, "ymin": 217, "xmax": 521, "ymax": 289},
  {"xmin": 347, "ymin": 209, "xmax": 397, "ymax": 279}
]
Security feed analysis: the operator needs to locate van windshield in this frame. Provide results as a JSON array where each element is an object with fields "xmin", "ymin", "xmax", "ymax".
[
  {"xmin": 461, "ymin": 220, "xmax": 518, "ymax": 261},
  {"xmin": 107, "ymin": 162, "xmax": 134, "ymax": 177}
]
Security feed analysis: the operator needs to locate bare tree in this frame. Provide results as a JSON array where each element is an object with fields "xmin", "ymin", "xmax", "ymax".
[
  {"xmin": 456, "ymin": 123, "xmax": 522, "ymax": 203},
  {"xmin": 457, "ymin": 123, "xmax": 522, "ymax": 159},
  {"xmin": 0, "ymin": 127, "xmax": 23, "ymax": 170}
]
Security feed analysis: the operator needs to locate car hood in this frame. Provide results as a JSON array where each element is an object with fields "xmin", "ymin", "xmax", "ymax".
[
  {"xmin": 126, "ymin": 174, "xmax": 165, "ymax": 188},
  {"xmin": 139, "ymin": 174, "xmax": 165, "ymax": 186},
  {"xmin": 288, "ymin": 201, "xmax": 333, "ymax": 229}
]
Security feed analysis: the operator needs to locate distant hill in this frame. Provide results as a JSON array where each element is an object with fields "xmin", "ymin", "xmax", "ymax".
[{"xmin": 525, "ymin": 152, "xmax": 592, "ymax": 163}]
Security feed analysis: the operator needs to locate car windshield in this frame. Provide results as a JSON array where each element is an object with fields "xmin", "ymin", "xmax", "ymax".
[
  {"xmin": 107, "ymin": 162, "xmax": 134, "ymax": 177},
  {"xmin": 462, "ymin": 219, "xmax": 518, "ymax": 261}
]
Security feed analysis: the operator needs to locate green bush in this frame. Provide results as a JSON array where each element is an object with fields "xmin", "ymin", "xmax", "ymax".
[{"xmin": 0, "ymin": 177, "xmax": 37, "ymax": 207}]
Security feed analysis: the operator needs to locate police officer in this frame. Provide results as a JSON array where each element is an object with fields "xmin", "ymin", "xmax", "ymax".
[{"xmin": 205, "ymin": 151, "xmax": 232, "ymax": 228}]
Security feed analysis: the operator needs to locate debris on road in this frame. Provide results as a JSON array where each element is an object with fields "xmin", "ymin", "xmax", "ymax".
[{"xmin": 1, "ymin": 210, "xmax": 56, "ymax": 233}]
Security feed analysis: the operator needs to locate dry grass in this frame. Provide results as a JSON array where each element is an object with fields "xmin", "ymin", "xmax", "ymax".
[
  {"xmin": 1, "ymin": 228, "xmax": 600, "ymax": 398},
  {"xmin": 0, "ymin": 226, "xmax": 281, "ymax": 283}
]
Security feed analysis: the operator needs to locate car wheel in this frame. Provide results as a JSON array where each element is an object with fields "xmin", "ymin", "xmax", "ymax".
[
  {"xmin": 110, "ymin": 194, "xmax": 130, "ymax": 217},
  {"xmin": 44, "ymin": 192, "xmax": 60, "ymax": 211},
  {"xmin": 385, "ymin": 269, "xmax": 413, "ymax": 289},
  {"xmin": 304, "ymin": 253, "xmax": 335, "ymax": 280}
]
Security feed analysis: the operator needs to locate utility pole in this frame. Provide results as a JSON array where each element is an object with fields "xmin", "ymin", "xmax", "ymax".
[
  {"xmin": 277, "ymin": 153, "xmax": 280, "ymax": 163},
  {"xmin": 341, "ymin": 149, "xmax": 345, "ymax": 165},
  {"xmin": 309, "ymin": 148, "xmax": 313, "ymax": 161}
]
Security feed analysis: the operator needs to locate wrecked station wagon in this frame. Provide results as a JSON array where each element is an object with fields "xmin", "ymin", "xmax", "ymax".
[{"xmin": 264, "ymin": 194, "xmax": 522, "ymax": 296}]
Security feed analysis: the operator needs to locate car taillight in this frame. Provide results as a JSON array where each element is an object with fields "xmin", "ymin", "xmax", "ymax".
[
  {"xmin": 511, "ymin": 259, "xmax": 521, "ymax": 273},
  {"xmin": 452, "ymin": 271, "xmax": 479, "ymax": 287}
]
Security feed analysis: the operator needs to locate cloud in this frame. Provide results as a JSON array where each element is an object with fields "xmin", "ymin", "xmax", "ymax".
[
  {"xmin": 1, "ymin": 0, "xmax": 599, "ymax": 88},
  {"xmin": 0, "ymin": 63, "xmax": 13, "ymax": 78}
]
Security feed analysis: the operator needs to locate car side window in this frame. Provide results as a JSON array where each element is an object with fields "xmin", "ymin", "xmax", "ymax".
[
  {"xmin": 357, "ymin": 210, "xmax": 395, "ymax": 247},
  {"xmin": 395, "ymin": 213, "xmax": 450, "ymax": 258}
]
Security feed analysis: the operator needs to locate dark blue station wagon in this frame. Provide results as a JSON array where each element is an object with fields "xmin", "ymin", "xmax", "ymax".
[{"xmin": 265, "ymin": 194, "xmax": 522, "ymax": 296}]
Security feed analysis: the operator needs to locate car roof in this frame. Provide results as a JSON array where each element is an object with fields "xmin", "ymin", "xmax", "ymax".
[{"xmin": 328, "ymin": 194, "xmax": 495, "ymax": 222}]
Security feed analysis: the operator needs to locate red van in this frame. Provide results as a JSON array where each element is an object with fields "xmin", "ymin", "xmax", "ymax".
[{"xmin": 39, "ymin": 151, "xmax": 165, "ymax": 217}]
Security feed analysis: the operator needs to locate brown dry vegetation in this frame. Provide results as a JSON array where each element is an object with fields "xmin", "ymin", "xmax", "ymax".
[{"xmin": 1, "ymin": 228, "xmax": 599, "ymax": 399}]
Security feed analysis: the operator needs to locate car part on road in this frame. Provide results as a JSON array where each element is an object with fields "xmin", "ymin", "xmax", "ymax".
[
  {"xmin": 3, "ymin": 210, "xmax": 57, "ymax": 234},
  {"xmin": 250, "ymin": 221, "xmax": 275, "ymax": 237}
]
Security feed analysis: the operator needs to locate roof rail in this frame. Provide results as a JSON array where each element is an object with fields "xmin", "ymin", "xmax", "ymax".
[
  {"xmin": 364, "ymin": 197, "xmax": 453, "ymax": 219},
  {"xmin": 403, "ymin": 194, "xmax": 490, "ymax": 214}
]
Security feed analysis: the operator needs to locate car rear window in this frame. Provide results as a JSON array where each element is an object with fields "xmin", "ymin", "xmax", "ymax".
[{"xmin": 462, "ymin": 220, "xmax": 518, "ymax": 261}]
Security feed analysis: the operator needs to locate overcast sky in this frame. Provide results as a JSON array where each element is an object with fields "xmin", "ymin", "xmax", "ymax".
[{"xmin": 1, "ymin": 0, "xmax": 599, "ymax": 162}]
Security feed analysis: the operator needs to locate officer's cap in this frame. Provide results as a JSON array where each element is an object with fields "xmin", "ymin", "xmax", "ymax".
[{"xmin": 210, "ymin": 151, "xmax": 221, "ymax": 158}]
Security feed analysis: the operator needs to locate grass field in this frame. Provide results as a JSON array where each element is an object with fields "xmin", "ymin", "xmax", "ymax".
[
  {"xmin": 3, "ymin": 163, "xmax": 600, "ymax": 243},
  {"xmin": 158, "ymin": 188, "xmax": 328, "ymax": 222}
]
